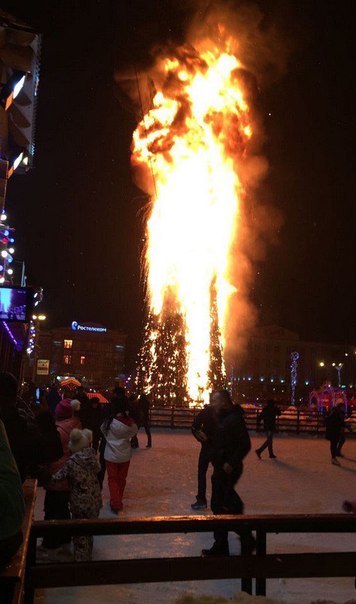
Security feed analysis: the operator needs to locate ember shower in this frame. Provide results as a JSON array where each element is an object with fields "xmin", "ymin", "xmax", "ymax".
[{"xmin": 132, "ymin": 34, "xmax": 257, "ymax": 406}]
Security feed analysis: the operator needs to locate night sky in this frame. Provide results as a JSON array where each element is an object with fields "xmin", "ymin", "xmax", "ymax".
[{"xmin": 2, "ymin": 0, "xmax": 355, "ymax": 369}]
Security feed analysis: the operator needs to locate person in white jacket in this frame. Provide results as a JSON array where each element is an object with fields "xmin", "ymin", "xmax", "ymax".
[{"xmin": 100, "ymin": 395, "xmax": 138, "ymax": 513}]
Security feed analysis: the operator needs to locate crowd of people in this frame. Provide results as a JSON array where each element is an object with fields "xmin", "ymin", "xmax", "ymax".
[
  {"xmin": 0, "ymin": 370, "xmax": 354, "ymax": 570},
  {"xmin": 0, "ymin": 373, "xmax": 152, "ymax": 564}
]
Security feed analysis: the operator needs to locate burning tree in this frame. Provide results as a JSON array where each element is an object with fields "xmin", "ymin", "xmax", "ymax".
[
  {"xmin": 132, "ymin": 35, "xmax": 256, "ymax": 406},
  {"xmin": 208, "ymin": 279, "xmax": 227, "ymax": 393}
]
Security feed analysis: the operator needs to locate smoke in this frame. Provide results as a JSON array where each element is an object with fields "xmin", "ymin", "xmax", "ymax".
[
  {"xmin": 187, "ymin": 0, "xmax": 291, "ymax": 84},
  {"xmin": 182, "ymin": 1, "xmax": 288, "ymax": 363},
  {"xmin": 117, "ymin": 0, "xmax": 289, "ymax": 365}
]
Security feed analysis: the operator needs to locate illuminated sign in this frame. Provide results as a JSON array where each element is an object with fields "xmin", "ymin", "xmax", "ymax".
[
  {"xmin": 71, "ymin": 321, "xmax": 107, "ymax": 333},
  {"xmin": 37, "ymin": 359, "xmax": 49, "ymax": 375}
]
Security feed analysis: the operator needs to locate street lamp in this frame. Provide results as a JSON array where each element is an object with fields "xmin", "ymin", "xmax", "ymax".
[{"xmin": 335, "ymin": 363, "xmax": 343, "ymax": 388}]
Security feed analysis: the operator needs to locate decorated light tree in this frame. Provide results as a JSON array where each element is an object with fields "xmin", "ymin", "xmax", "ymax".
[
  {"xmin": 290, "ymin": 351, "xmax": 300, "ymax": 405},
  {"xmin": 137, "ymin": 308, "xmax": 189, "ymax": 407}
]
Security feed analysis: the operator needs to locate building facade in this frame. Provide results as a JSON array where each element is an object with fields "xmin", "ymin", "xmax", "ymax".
[
  {"xmin": 232, "ymin": 325, "xmax": 355, "ymax": 401},
  {"xmin": 35, "ymin": 322, "xmax": 127, "ymax": 389}
]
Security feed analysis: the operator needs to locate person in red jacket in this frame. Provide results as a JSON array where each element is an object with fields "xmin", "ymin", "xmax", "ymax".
[{"xmin": 101, "ymin": 395, "xmax": 137, "ymax": 513}]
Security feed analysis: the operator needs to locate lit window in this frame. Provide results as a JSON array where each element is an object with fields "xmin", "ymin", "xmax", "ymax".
[
  {"xmin": 64, "ymin": 339, "xmax": 73, "ymax": 349},
  {"xmin": 64, "ymin": 355, "xmax": 71, "ymax": 365},
  {"xmin": 80, "ymin": 355, "xmax": 85, "ymax": 365}
]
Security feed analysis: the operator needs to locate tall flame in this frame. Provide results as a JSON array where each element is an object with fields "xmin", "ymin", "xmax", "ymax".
[{"xmin": 133, "ymin": 40, "xmax": 253, "ymax": 405}]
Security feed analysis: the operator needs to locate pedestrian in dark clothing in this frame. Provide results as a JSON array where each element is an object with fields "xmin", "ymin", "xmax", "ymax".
[
  {"xmin": 129, "ymin": 394, "xmax": 152, "ymax": 449},
  {"xmin": 325, "ymin": 403, "xmax": 347, "ymax": 465},
  {"xmin": 128, "ymin": 395, "xmax": 140, "ymax": 448},
  {"xmin": 46, "ymin": 385, "xmax": 61, "ymax": 416},
  {"xmin": 80, "ymin": 397, "xmax": 103, "ymax": 451},
  {"xmin": 255, "ymin": 399, "xmax": 281, "ymax": 459},
  {"xmin": 201, "ymin": 389, "xmax": 254, "ymax": 557},
  {"xmin": 76, "ymin": 386, "xmax": 90, "ymax": 408},
  {"xmin": 0, "ymin": 418, "xmax": 25, "ymax": 567},
  {"xmin": 335, "ymin": 404, "xmax": 347, "ymax": 457},
  {"xmin": 191, "ymin": 404, "xmax": 216, "ymax": 510},
  {"xmin": 138, "ymin": 394, "xmax": 152, "ymax": 448},
  {"xmin": 0, "ymin": 372, "xmax": 58, "ymax": 482},
  {"xmin": 34, "ymin": 411, "xmax": 63, "ymax": 470}
]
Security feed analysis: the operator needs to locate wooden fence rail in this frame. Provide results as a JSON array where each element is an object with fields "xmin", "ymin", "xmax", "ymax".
[{"xmin": 25, "ymin": 514, "xmax": 356, "ymax": 602}]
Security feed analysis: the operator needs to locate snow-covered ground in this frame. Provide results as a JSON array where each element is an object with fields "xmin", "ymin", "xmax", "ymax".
[{"xmin": 34, "ymin": 430, "xmax": 356, "ymax": 604}]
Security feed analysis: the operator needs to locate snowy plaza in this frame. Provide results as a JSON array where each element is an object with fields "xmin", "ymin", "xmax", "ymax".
[{"xmin": 34, "ymin": 429, "xmax": 356, "ymax": 604}]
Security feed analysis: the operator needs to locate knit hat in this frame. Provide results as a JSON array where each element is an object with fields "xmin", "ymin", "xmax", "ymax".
[
  {"xmin": 68, "ymin": 428, "xmax": 93, "ymax": 453},
  {"xmin": 55, "ymin": 398, "xmax": 81, "ymax": 419}
]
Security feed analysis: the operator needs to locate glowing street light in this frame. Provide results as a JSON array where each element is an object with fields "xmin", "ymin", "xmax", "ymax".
[
  {"xmin": 32, "ymin": 314, "xmax": 46, "ymax": 321},
  {"xmin": 319, "ymin": 361, "xmax": 325, "ymax": 367}
]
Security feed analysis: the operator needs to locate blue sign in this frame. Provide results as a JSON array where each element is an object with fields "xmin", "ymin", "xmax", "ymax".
[{"xmin": 71, "ymin": 321, "xmax": 107, "ymax": 333}]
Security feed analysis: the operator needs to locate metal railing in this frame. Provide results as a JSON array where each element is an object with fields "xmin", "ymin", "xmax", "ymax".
[{"xmin": 149, "ymin": 406, "xmax": 355, "ymax": 435}]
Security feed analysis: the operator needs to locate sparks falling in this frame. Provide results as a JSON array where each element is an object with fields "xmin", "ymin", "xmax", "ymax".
[{"xmin": 133, "ymin": 38, "xmax": 254, "ymax": 405}]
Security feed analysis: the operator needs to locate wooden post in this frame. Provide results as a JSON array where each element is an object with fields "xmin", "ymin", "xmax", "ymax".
[
  {"xmin": 240, "ymin": 537, "xmax": 253, "ymax": 595},
  {"xmin": 255, "ymin": 529, "xmax": 267, "ymax": 596},
  {"xmin": 24, "ymin": 533, "xmax": 36, "ymax": 604}
]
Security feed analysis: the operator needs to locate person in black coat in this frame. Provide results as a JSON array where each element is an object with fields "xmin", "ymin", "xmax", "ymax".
[
  {"xmin": 0, "ymin": 418, "xmax": 25, "ymax": 569},
  {"xmin": 128, "ymin": 393, "xmax": 152, "ymax": 449},
  {"xmin": 0, "ymin": 373, "xmax": 63, "ymax": 482},
  {"xmin": 201, "ymin": 389, "xmax": 255, "ymax": 557},
  {"xmin": 191, "ymin": 403, "xmax": 216, "ymax": 509},
  {"xmin": 46, "ymin": 384, "xmax": 61, "ymax": 416},
  {"xmin": 325, "ymin": 403, "xmax": 346, "ymax": 465},
  {"xmin": 255, "ymin": 399, "xmax": 281, "ymax": 459},
  {"xmin": 80, "ymin": 397, "xmax": 103, "ymax": 451}
]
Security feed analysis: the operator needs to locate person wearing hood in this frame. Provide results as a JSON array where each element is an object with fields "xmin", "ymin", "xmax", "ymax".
[
  {"xmin": 51, "ymin": 428, "xmax": 102, "ymax": 562},
  {"xmin": 101, "ymin": 394, "xmax": 138, "ymax": 513},
  {"xmin": 40, "ymin": 398, "xmax": 81, "ymax": 554}
]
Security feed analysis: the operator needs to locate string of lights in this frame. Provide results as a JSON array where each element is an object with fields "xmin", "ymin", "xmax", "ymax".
[
  {"xmin": 290, "ymin": 351, "xmax": 300, "ymax": 405},
  {"xmin": 0, "ymin": 210, "xmax": 15, "ymax": 284},
  {"xmin": 26, "ymin": 290, "xmax": 44, "ymax": 356}
]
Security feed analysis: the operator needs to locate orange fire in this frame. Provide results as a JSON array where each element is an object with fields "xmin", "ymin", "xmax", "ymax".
[{"xmin": 132, "ymin": 40, "xmax": 253, "ymax": 405}]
